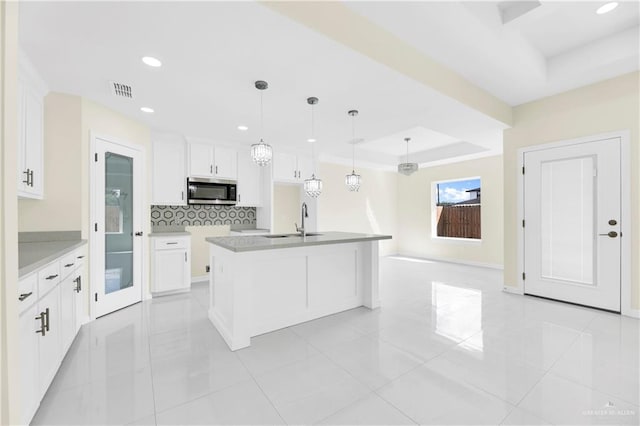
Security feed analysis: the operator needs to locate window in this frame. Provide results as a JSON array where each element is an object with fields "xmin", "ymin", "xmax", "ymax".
[{"xmin": 433, "ymin": 177, "xmax": 481, "ymax": 240}]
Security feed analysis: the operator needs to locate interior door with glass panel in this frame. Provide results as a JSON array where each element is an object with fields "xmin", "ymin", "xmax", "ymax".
[
  {"xmin": 94, "ymin": 138, "xmax": 143, "ymax": 318},
  {"xmin": 523, "ymin": 137, "xmax": 621, "ymax": 312}
]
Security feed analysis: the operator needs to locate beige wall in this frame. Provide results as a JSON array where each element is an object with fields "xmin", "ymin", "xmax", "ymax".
[
  {"xmin": 0, "ymin": 1, "xmax": 20, "ymax": 423},
  {"xmin": 185, "ymin": 225, "xmax": 229, "ymax": 279},
  {"xmin": 396, "ymin": 155, "xmax": 503, "ymax": 267},
  {"xmin": 273, "ymin": 183, "xmax": 302, "ymax": 234},
  {"xmin": 18, "ymin": 93, "xmax": 82, "ymax": 231},
  {"xmin": 317, "ymin": 162, "xmax": 398, "ymax": 256},
  {"xmin": 503, "ymin": 72, "xmax": 639, "ymax": 309}
]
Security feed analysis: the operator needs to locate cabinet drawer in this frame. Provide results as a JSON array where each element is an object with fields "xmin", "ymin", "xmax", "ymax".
[
  {"xmin": 154, "ymin": 238, "xmax": 188, "ymax": 250},
  {"xmin": 18, "ymin": 273, "xmax": 38, "ymax": 313},
  {"xmin": 59, "ymin": 252, "xmax": 78, "ymax": 279},
  {"xmin": 38, "ymin": 261, "xmax": 60, "ymax": 296},
  {"xmin": 73, "ymin": 246, "xmax": 87, "ymax": 269}
]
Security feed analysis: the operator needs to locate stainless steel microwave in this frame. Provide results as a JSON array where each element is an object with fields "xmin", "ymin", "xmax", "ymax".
[{"xmin": 187, "ymin": 178, "xmax": 237, "ymax": 205}]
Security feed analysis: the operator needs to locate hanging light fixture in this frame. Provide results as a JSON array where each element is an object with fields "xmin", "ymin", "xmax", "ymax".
[
  {"xmin": 303, "ymin": 97, "xmax": 323, "ymax": 198},
  {"xmin": 398, "ymin": 137, "xmax": 418, "ymax": 175},
  {"xmin": 345, "ymin": 110, "xmax": 362, "ymax": 191},
  {"xmin": 250, "ymin": 80, "xmax": 273, "ymax": 166}
]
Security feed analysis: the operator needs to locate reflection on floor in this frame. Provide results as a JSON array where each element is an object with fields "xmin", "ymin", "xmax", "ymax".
[{"xmin": 32, "ymin": 257, "xmax": 639, "ymax": 425}]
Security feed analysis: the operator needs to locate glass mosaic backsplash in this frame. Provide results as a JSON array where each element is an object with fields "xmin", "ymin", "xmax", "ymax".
[{"xmin": 150, "ymin": 205, "xmax": 256, "ymax": 226}]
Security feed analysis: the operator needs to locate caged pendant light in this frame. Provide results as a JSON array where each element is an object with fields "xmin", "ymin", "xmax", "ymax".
[
  {"xmin": 345, "ymin": 110, "xmax": 362, "ymax": 191},
  {"xmin": 397, "ymin": 137, "xmax": 418, "ymax": 176},
  {"xmin": 250, "ymin": 80, "xmax": 273, "ymax": 166},
  {"xmin": 303, "ymin": 97, "xmax": 323, "ymax": 198}
]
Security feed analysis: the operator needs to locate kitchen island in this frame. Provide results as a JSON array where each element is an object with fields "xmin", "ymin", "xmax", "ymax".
[{"xmin": 206, "ymin": 232, "xmax": 392, "ymax": 350}]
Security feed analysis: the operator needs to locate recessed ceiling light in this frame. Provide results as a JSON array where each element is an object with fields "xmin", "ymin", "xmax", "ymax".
[
  {"xmin": 307, "ymin": 138, "xmax": 316, "ymax": 143},
  {"xmin": 141, "ymin": 56, "xmax": 162, "ymax": 67},
  {"xmin": 140, "ymin": 107, "xmax": 154, "ymax": 113},
  {"xmin": 237, "ymin": 125, "xmax": 249, "ymax": 131},
  {"xmin": 596, "ymin": 2, "xmax": 618, "ymax": 14}
]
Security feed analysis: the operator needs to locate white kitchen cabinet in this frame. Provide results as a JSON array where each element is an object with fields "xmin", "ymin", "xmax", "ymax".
[
  {"xmin": 273, "ymin": 152, "xmax": 312, "ymax": 183},
  {"xmin": 188, "ymin": 142, "xmax": 238, "ymax": 180},
  {"xmin": 151, "ymin": 235, "xmax": 191, "ymax": 294},
  {"xmin": 59, "ymin": 274, "xmax": 76, "ymax": 353},
  {"xmin": 214, "ymin": 146, "xmax": 237, "ymax": 180},
  {"xmin": 73, "ymin": 254, "xmax": 86, "ymax": 334},
  {"xmin": 236, "ymin": 149, "xmax": 261, "ymax": 207},
  {"xmin": 152, "ymin": 138, "xmax": 187, "ymax": 205},
  {"xmin": 17, "ymin": 68, "xmax": 46, "ymax": 199},
  {"xmin": 189, "ymin": 142, "xmax": 215, "ymax": 178},
  {"xmin": 38, "ymin": 285, "xmax": 61, "ymax": 396},
  {"xmin": 19, "ymin": 302, "xmax": 40, "ymax": 425}
]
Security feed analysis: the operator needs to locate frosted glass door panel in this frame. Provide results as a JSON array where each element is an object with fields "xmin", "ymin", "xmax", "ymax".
[
  {"xmin": 105, "ymin": 152, "xmax": 133, "ymax": 295},
  {"xmin": 540, "ymin": 157, "xmax": 594, "ymax": 285}
]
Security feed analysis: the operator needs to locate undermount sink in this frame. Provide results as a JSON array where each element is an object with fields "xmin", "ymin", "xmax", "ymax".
[{"xmin": 263, "ymin": 233, "xmax": 323, "ymax": 239}]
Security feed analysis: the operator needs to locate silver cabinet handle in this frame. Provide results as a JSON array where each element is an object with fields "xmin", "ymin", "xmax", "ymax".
[
  {"xmin": 19, "ymin": 292, "xmax": 33, "ymax": 301},
  {"xmin": 29, "ymin": 170, "xmax": 34, "ymax": 187},
  {"xmin": 210, "ymin": 165, "xmax": 213, "ymax": 174},
  {"xmin": 45, "ymin": 307, "xmax": 50, "ymax": 332},
  {"xmin": 35, "ymin": 311, "xmax": 46, "ymax": 336},
  {"xmin": 238, "ymin": 194, "xmax": 241, "ymax": 203},
  {"xmin": 74, "ymin": 276, "xmax": 82, "ymax": 293},
  {"xmin": 166, "ymin": 242, "xmax": 178, "ymax": 245},
  {"xmin": 181, "ymin": 191, "xmax": 184, "ymax": 201},
  {"xmin": 215, "ymin": 165, "xmax": 218, "ymax": 175},
  {"xmin": 77, "ymin": 255, "xmax": 85, "ymax": 259},
  {"xmin": 64, "ymin": 263, "xmax": 74, "ymax": 268},
  {"xmin": 185, "ymin": 252, "xmax": 187, "ymax": 262},
  {"xmin": 45, "ymin": 274, "xmax": 58, "ymax": 280},
  {"xmin": 23, "ymin": 169, "xmax": 31, "ymax": 186}
]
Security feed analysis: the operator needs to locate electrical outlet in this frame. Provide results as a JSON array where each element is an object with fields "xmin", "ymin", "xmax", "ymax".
[{"xmin": 206, "ymin": 265, "xmax": 210, "ymax": 273}]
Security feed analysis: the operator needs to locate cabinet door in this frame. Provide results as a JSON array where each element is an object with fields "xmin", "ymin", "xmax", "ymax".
[
  {"xmin": 59, "ymin": 275, "xmax": 76, "ymax": 353},
  {"xmin": 189, "ymin": 142, "xmax": 214, "ymax": 178},
  {"xmin": 214, "ymin": 146, "xmax": 237, "ymax": 180},
  {"xmin": 17, "ymin": 82, "xmax": 44, "ymax": 199},
  {"xmin": 38, "ymin": 286, "xmax": 61, "ymax": 397},
  {"xmin": 236, "ymin": 150, "xmax": 261, "ymax": 207},
  {"xmin": 19, "ymin": 304, "xmax": 40, "ymax": 425},
  {"xmin": 273, "ymin": 152, "xmax": 298, "ymax": 183},
  {"xmin": 296, "ymin": 155, "xmax": 313, "ymax": 181},
  {"xmin": 154, "ymin": 249, "xmax": 189, "ymax": 293},
  {"xmin": 152, "ymin": 139, "xmax": 186, "ymax": 205},
  {"xmin": 74, "ymin": 269, "xmax": 85, "ymax": 334}
]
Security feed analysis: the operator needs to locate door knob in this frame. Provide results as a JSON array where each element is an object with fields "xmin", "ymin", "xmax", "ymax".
[
  {"xmin": 598, "ymin": 231, "xmax": 618, "ymax": 238},
  {"xmin": 135, "ymin": 232, "xmax": 143, "ymax": 236},
  {"xmin": 608, "ymin": 219, "xmax": 617, "ymax": 226}
]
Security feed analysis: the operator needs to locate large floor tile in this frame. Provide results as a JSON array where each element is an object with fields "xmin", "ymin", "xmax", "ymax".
[
  {"xmin": 518, "ymin": 373, "xmax": 640, "ymax": 425},
  {"xmin": 290, "ymin": 314, "xmax": 367, "ymax": 352},
  {"xmin": 500, "ymin": 407, "xmax": 550, "ymax": 425},
  {"xmin": 236, "ymin": 328, "xmax": 320, "ymax": 376},
  {"xmin": 374, "ymin": 324, "xmax": 457, "ymax": 362},
  {"xmin": 254, "ymin": 354, "xmax": 370, "ymax": 424},
  {"xmin": 318, "ymin": 393, "xmax": 416, "ymax": 425},
  {"xmin": 323, "ymin": 335, "xmax": 424, "ymax": 390},
  {"xmin": 151, "ymin": 349, "xmax": 253, "ymax": 412},
  {"xmin": 32, "ymin": 367, "xmax": 155, "ymax": 425},
  {"xmin": 155, "ymin": 380, "xmax": 284, "ymax": 425},
  {"xmin": 377, "ymin": 363, "xmax": 514, "ymax": 424}
]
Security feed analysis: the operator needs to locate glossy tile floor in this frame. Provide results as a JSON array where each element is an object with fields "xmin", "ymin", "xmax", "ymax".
[{"xmin": 33, "ymin": 257, "xmax": 639, "ymax": 425}]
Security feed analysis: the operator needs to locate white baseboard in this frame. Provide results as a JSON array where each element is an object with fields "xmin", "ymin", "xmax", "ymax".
[
  {"xmin": 502, "ymin": 285, "xmax": 524, "ymax": 295},
  {"xmin": 192, "ymin": 275, "xmax": 208, "ymax": 283},
  {"xmin": 390, "ymin": 254, "xmax": 504, "ymax": 270},
  {"xmin": 622, "ymin": 308, "xmax": 640, "ymax": 319}
]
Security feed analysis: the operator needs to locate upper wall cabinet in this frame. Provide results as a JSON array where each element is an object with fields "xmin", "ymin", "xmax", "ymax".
[
  {"xmin": 236, "ymin": 149, "xmax": 261, "ymax": 207},
  {"xmin": 273, "ymin": 152, "xmax": 312, "ymax": 184},
  {"xmin": 152, "ymin": 136, "xmax": 187, "ymax": 205},
  {"xmin": 188, "ymin": 141, "xmax": 237, "ymax": 180},
  {"xmin": 17, "ymin": 53, "xmax": 48, "ymax": 199}
]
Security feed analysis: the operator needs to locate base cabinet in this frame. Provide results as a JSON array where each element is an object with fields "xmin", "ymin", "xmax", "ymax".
[
  {"xmin": 19, "ymin": 303, "xmax": 40, "ymax": 425},
  {"xmin": 151, "ymin": 235, "xmax": 191, "ymax": 295},
  {"xmin": 59, "ymin": 274, "xmax": 76, "ymax": 353},
  {"xmin": 37, "ymin": 286, "xmax": 61, "ymax": 397}
]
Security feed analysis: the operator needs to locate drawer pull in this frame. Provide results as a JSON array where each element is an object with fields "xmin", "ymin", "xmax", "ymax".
[
  {"xmin": 77, "ymin": 255, "xmax": 85, "ymax": 259},
  {"xmin": 35, "ymin": 311, "xmax": 46, "ymax": 336},
  {"xmin": 64, "ymin": 263, "xmax": 75, "ymax": 268},
  {"xmin": 19, "ymin": 292, "xmax": 33, "ymax": 301},
  {"xmin": 45, "ymin": 274, "xmax": 58, "ymax": 280},
  {"xmin": 166, "ymin": 242, "xmax": 178, "ymax": 245}
]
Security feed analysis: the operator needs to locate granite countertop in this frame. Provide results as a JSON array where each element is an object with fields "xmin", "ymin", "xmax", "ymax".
[
  {"xmin": 19, "ymin": 240, "xmax": 87, "ymax": 278},
  {"xmin": 148, "ymin": 232, "xmax": 191, "ymax": 237},
  {"xmin": 206, "ymin": 231, "xmax": 392, "ymax": 253}
]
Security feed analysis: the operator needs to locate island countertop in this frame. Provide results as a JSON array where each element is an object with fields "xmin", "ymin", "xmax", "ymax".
[{"xmin": 206, "ymin": 231, "xmax": 392, "ymax": 253}]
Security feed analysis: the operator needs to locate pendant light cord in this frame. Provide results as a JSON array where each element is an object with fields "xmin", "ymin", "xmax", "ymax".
[
  {"xmin": 351, "ymin": 113, "xmax": 356, "ymax": 172},
  {"xmin": 260, "ymin": 91, "xmax": 264, "ymax": 142},
  {"xmin": 311, "ymin": 102, "xmax": 316, "ymax": 175}
]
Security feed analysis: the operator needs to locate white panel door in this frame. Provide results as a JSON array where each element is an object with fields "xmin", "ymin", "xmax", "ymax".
[
  {"xmin": 152, "ymin": 139, "xmax": 186, "ymax": 205},
  {"xmin": 524, "ymin": 137, "xmax": 621, "ymax": 311},
  {"xmin": 189, "ymin": 142, "xmax": 214, "ymax": 178},
  {"xmin": 214, "ymin": 146, "xmax": 237, "ymax": 180}
]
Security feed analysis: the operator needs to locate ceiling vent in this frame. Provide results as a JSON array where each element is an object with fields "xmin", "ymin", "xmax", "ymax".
[{"xmin": 109, "ymin": 81, "xmax": 133, "ymax": 99}]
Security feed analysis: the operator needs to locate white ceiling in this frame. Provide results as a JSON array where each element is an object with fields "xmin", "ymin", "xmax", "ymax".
[{"xmin": 18, "ymin": 1, "xmax": 638, "ymax": 170}]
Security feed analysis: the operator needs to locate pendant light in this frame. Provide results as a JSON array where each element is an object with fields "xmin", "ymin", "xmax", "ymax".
[
  {"xmin": 398, "ymin": 137, "xmax": 418, "ymax": 175},
  {"xmin": 250, "ymin": 80, "xmax": 273, "ymax": 166},
  {"xmin": 303, "ymin": 97, "xmax": 323, "ymax": 198},
  {"xmin": 345, "ymin": 109, "xmax": 362, "ymax": 191}
]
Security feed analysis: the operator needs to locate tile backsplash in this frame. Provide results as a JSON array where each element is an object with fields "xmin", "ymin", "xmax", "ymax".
[{"xmin": 151, "ymin": 205, "xmax": 256, "ymax": 226}]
